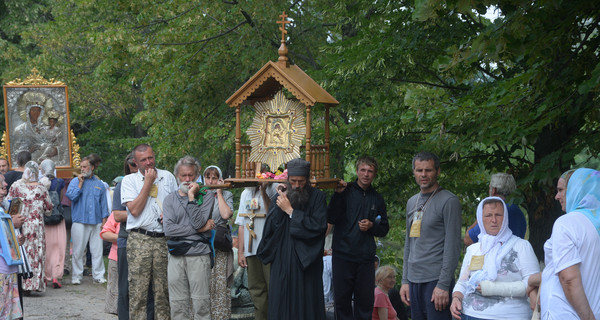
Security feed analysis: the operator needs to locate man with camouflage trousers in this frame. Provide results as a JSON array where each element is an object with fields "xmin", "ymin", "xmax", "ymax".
[{"xmin": 121, "ymin": 144, "xmax": 177, "ymax": 319}]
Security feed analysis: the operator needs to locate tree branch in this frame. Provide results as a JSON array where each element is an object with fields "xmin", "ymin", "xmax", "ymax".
[
  {"xmin": 563, "ymin": 18, "xmax": 599, "ymax": 70},
  {"xmin": 133, "ymin": 4, "xmax": 202, "ymax": 30},
  {"xmin": 186, "ymin": 41, "xmax": 209, "ymax": 64},
  {"xmin": 414, "ymin": 61, "xmax": 466, "ymax": 92},
  {"xmin": 389, "ymin": 77, "xmax": 469, "ymax": 91},
  {"xmin": 154, "ymin": 21, "xmax": 248, "ymax": 46},
  {"xmin": 289, "ymin": 0, "xmax": 302, "ymax": 10},
  {"xmin": 473, "ymin": 62, "xmax": 500, "ymax": 80},
  {"xmin": 464, "ymin": 11, "xmax": 486, "ymax": 30},
  {"xmin": 290, "ymin": 47, "xmax": 320, "ymax": 69}
]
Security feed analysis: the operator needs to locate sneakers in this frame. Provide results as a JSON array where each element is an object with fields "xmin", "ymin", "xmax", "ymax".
[
  {"xmin": 93, "ymin": 278, "xmax": 107, "ymax": 284},
  {"xmin": 52, "ymin": 279, "xmax": 62, "ymax": 289},
  {"xmin": 71, "ymin": 278, "xmax": 81, "ymax": 285}
]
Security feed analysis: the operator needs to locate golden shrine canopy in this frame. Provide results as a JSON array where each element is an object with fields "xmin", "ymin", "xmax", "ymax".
[
  {"xmin": 225, "ymin": 60, "xmax": 339, "ymax": 108},
  {"xmin": 224, "ymin": 11, "xmax": 339, "ymax": 189}
]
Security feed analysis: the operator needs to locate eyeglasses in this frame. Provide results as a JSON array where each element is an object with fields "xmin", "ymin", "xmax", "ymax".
[{"xmin": 128, "ymin": 162, "xmax": 137, "ymax": 167}]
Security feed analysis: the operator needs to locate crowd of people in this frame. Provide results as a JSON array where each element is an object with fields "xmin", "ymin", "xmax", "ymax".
[{"xmin": 0, "ymin": 147, "xmax": 598, "ymax": 320}]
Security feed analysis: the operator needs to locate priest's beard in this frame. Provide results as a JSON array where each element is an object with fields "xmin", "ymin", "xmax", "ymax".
[
  {"xmin": 286, "ymin": 181, "xmax": 311, "ymax": 210},
  {"xmin": 179, "ymin": 182, "xmax": 191, "ymax": 194}
]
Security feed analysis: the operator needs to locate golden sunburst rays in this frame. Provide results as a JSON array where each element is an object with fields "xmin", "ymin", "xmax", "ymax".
[{"xmin": 246, "ymin": 90, "xmax": 306, "ymax": 171}]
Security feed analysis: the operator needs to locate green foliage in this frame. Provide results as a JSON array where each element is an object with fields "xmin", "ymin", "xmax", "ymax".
[{"xmin": 1, "ymin": 0, "xmax": 599, "ymax": 264}]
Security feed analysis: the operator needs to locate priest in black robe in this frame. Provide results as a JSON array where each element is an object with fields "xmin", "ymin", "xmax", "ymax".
[{"xmin": 257, "ymin": 158, "xmax": 328, "ymax": 320}]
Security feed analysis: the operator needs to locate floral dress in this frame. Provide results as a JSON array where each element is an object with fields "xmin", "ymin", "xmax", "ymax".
[
  {"xmin": 210, "ymin": 190, "xmax": 235, "ymax": 320},
  {"xmin": 8, "ymin": 180, "xmax": 53, "ymax": 292}
]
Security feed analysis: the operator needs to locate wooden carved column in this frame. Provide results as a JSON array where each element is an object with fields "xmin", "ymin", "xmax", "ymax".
[
  {"xmin": 235, "ymin": 106, "xmax": 241, "ymax": 178},
  {"xmin": 305, "ymin": 105, "xmax": 313, "ymax": 177},
  {"xmin": 325, "ymin": 104, "xmax": 331, "ymax": 178}
]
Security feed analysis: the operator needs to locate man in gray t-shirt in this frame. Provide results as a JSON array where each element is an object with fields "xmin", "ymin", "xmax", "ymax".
[
  {"xmin": 400, "ymin": 152, "xmax": 462, "ymax": 320},
  {"xmin": 163, "ymin": 155, "xmax": 215, "ymax": 320}
]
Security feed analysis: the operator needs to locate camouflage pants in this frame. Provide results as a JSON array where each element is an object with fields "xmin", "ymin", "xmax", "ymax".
[{"xmin": 127, "ymin": 231, "xmax": 170, "ymax": 320}]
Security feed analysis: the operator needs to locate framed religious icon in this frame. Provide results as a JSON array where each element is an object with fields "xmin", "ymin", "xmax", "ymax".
[
  {"xmin": 0, "ymin": 209, "xmax": 22, "ymax": 266},
  {"xmin": 2, "ymin": 69, "xmax": 74, "ymax": 169}
]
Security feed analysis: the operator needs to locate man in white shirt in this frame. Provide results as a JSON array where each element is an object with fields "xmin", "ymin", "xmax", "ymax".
[
  {"xmin": 235, "ymin": 180, "xmax": 277, "ymax": 320},
  {"xmin": 121, "ymin": 144, "xmax": 177, "ymax": 320}
]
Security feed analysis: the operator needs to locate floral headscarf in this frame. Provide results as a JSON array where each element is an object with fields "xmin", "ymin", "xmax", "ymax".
[{"xmin": 566, "ymin": 168, "xmax": 600, "ymax": 236}]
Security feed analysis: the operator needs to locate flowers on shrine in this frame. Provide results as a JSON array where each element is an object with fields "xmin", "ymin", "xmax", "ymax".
[{"xmin": 256, "ymin": 169, "xmax": 288, "ymax": 180}]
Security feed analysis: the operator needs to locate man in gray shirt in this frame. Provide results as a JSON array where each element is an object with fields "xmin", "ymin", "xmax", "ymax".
[
  {"xmin": 162, "ymin": 155, "xmax": 216, "ymax": 320},
  {"xmin": 400, "ymin": 152, "xmax": 461, "ymax": 320}
]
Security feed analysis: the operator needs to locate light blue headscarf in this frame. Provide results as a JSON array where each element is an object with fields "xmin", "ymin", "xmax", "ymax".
[{"xmin": 566, "ymin": 168, "xmax": 600, "ymax": 236}]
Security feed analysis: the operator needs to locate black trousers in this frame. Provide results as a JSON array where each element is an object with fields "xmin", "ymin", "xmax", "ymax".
[
  {"xmin": 332, "ymin": 255, "xmax": 375, "ymax": 320},
  {"xmin": 17, "ymin": 274, "xmax": 23, "ymax": 310},
  {"xmin": 409, "ymin": 280, "xmax": 453, "ymax": 320}
]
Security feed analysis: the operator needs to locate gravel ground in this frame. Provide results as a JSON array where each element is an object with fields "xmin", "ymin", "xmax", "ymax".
[{"xmin": 23, "ymin": 275, "xmax": 117, "ymax": 320}]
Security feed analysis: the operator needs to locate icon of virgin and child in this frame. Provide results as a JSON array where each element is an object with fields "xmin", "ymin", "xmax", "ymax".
[{"xmin": 13, "ymin": 91, "xmax": 66, "ymax": 165}]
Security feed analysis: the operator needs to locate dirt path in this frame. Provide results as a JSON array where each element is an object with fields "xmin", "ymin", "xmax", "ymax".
[{"xmin": 23, "ymin": 275, "xmax": 118, "ymax": 320}]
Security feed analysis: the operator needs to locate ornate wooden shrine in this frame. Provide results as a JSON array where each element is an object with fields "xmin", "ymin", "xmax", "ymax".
[
  {"xmin": 2, "ymin": 68, "xmax": 81, "ymax": 178},
  {"xmin": 224, "ymin": 12, "xmax": 340, "ymax": 189}
]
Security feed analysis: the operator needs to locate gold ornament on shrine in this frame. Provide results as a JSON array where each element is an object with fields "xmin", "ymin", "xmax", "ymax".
[
  {"xmin": 6, "ymin": 68, "xmax": 65, "ymax": 86},
  {"xmin": 225, "ymin": 11, "xmax": 340, "ymax": 189},
  {"xmin": 246, "ymin": 90, "xmax": 306, "ymax": 171}
]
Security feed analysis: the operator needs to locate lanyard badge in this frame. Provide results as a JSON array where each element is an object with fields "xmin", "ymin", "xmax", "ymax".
[{"xmin": 409, "ymin": 210, "xmax": 423, "ymax": 238}]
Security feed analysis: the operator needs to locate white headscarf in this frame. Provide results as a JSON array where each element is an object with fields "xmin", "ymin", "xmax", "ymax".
[
  {"xmin": 203, "ymin": 165, "xmax": 223, "ymax": 180},
  {"xmin": 22, "ymin": 161, "xmax": 40, "ymax": 183},
  {"xmin": 475, "ymin": 196, "xmax": 514, "ymax": 282},
  {"xmin": 39, "ymin": 159, "xmax": 56, "ymax": 178}
]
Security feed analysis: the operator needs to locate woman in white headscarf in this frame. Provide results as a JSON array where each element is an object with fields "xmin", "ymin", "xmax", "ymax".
[
  {"xmin": 450, "ymin": 197, "xmax": 539, "ymax": 320},
  {"xmin": 8, "ymin": 161, "xmax": 53, "ymax": 293},
  {"xmin": 39, "ymin": 159, "xmax": 66, "ymax": 289},
  {"xmin": 203, "ymin": 165, "xmax": 234, "ymax": 320}
]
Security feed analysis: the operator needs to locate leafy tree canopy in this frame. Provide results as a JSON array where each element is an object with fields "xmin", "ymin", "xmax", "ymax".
[{"xmin": 1, "ymin": 0, "xmax": 599, "ymax": 265}]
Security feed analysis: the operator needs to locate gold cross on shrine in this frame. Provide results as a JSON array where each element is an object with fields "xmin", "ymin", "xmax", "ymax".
[
  {"xmin": 239, "ymin": 209, "xmax": 267, "ymax": 249},
  {"xmin": 276, "ymin": 11, "xmax": 290, "ymax": 42}
]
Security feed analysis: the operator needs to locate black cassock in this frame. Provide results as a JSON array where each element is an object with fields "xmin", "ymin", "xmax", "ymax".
[{"xmin": 257, "ymin": 187, "xmax": 328, "ymax": 320}]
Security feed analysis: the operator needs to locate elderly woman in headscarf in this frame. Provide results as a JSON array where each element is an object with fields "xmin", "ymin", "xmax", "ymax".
[
  {"xmin": 40, "ymin": 159, "xmax": 66, "ymax": 289},
  {"xmin": 8, "ymin": 161, "xmax": 53, "ymax": 293},
  {"xmin": 450, "ymin": 197, "xmax": 539, "ymax": 320},
  {"xmin": 203, "ymin": 165, "xmax": 234, "ymax": 320},
  {"xmin": 536, "ymin": 168, "xmax": 600, "ymax": 319}
]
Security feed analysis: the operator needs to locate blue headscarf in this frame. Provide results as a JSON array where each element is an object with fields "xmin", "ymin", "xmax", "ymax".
[{"xmin": 566, "ymin": 168, "xmax": 600, "ymax": 236}]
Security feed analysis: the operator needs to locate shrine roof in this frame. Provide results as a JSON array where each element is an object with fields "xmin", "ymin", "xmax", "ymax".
[{"xmin": 226, "ymin": 60, "xmax": 339, "ymax": 108}]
